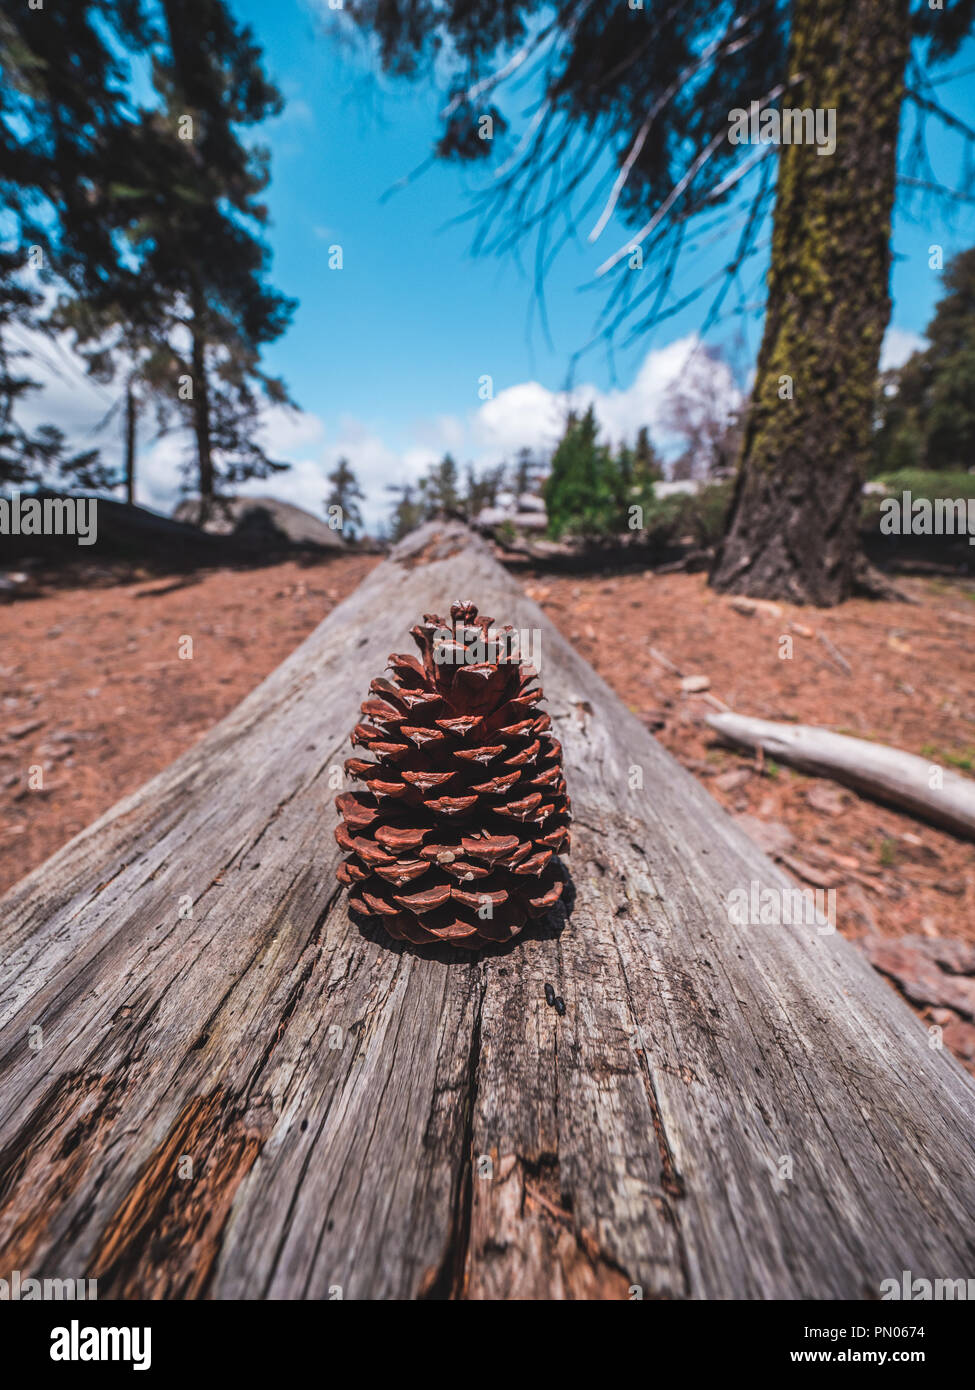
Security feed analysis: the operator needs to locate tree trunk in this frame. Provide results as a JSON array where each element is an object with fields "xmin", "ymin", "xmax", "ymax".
[
  {"xmin": 190, "ymin": 303, "xmax": 214, "ymax": 526},
  {"xmin": 1, "ymin": 522, "xmax": 972, "ymax": 1299},
  {"xmin": 123, "ymin": 375, "xmax": 137, "ymax": 507},
  {"xmin": 710, "ymin": 0, "xmax": 911, "ymax": 605}
]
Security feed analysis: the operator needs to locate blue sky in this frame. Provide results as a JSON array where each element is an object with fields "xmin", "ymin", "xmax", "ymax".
[{"xmin": 22, "ymin": 1, "xmax": 975, "ymax": 531}]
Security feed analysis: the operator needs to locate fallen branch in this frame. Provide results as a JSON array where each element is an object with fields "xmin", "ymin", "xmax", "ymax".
[
  {"xmin": 707, "ymin": 712, "xmax": 975, "ymax": 841},
  {"xmin": 817, "ymin": 631, "xmax": 853, "ymax": 676}
]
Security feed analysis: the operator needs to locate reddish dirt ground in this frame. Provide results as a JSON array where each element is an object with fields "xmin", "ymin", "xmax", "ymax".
[
  {"xmin": 2, "ymin": 555, "xmax": 973, "ymax": 1067},
  {"xmin": 0, "ymin": 554, "xmax": 379, "ymax": 894},
  {"xmin": 525, "ymin": 569, "xmax": 975, "ymax": 942}
]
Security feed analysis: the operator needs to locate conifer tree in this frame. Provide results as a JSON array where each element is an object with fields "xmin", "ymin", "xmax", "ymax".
[
  {"xmin": 140, "ymin": 0, "xmax": 297, "ymax": 520},
  {"xmin": 0, "ymin": 0, "xmax": 152, "ymax": 486},
  {"xmin": 544, "ymin": 407, "xmax": 616, "ymax": 539},
  {"xmin": 387, "ymin": 481, "xmax": 425, "ymax": 540},
  {"xmin": 420, "ymin": 453, "xmax": 461, "ymax": 516},
  {"xmin": 326, "ymin": 457, "xmax": 365, "ymax": 539}
]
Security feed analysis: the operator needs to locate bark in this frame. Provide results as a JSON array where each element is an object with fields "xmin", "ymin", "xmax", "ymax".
[
  {"xmin": 0, "ymin": 522, "xmax": 972, "ymax": 1299},
  {"xmin": 123, "ymin": 375, "xmax": 137, "ymax": 507},
  {"xmin": 711, "ymin": 0, "xmax": 912, "ymax": 605},
  {"xmin": 190, "ymin": 296, "xmax": 214, "ymax": 526}
]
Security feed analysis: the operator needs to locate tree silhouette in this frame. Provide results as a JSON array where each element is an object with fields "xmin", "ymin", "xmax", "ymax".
[
  {"xmin": 0, "ymin": 0, "xmax": 295, "ymax": 510},
  {"xmin": 875, "ymin": 244, "xmax": 975, "ymax": 473},
  {"xmin": 326, "ymin": 457, "xmax": 365, "ymax": 539}
]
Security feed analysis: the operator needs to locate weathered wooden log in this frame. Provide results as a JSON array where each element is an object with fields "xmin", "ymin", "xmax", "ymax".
[
  {"xmin": 707, "ymin": 711, "xmax": 975, "ymax": 841},
  {"xmin": 0, "ymin": 522, "xmax": 973, "ymax": 1300}
]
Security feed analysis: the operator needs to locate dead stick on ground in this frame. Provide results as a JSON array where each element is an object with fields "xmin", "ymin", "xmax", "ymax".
[{"xmin": 817, "ymin": 631, "xmax": 853, "ymax": 676}]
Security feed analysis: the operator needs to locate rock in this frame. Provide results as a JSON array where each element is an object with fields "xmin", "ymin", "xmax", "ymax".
[
  {"xmin": 714, "ymin": 769, "xmax": 751, "ymax": 793},
  {"xmin": 173, "ymin": 495, "xmax": 345, "ymax": 548},
  {"xmin": 730, "ymin": 597, "xmax": 756, "ymax": 616},
  {"xmin": 35, "ymin": 743, "xmax": 72, "ymax": 761},
  {"xmin": 942, "ymin": 1018, "xmax": 975, "ymax": 1067},
  {"xmin": 859, "ymin": 936, "xmax": 975, "ymax": 1020},
  {"xmin": 778, "ymin": 853, "xmax": 843, "ymax": 889},
  {"xmin": 6, "ymin": 719, "xmax": 43, "ymax": 740},
  {"xmin": 924, "ymin": 939, "xmax": 975, "ymax": 974},
  {"xmin": 806, "ymin": 783, "xmax": 848, "ymax": 817},
  {"xmin": 639, "ymin": 710, "xmax": 667, "ymax": 732},
  {"xmin": 733, "ymin": 814, "xmax": 793, "ymax": 858},
  {"xmin": 933, "ymin": 878, "xmax": 966, "ymax": 897},
  {"xmin": 681, "ymin": 674, "xmax": 711, "ymax": 693},
  {"xmin": 0, "ymin": 571, "xmax": 33, "ymax": 599}
]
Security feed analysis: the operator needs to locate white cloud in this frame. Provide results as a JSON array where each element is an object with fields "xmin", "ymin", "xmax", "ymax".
[
  {"xmin": 880, "ymin": 325, "xmax": 926, "ymax": 372},
  {"xmin": 260, "ymin": 403, "xmax": 326, "ymax": 453},
  {"xmin": 467, "ymin": 333, "xmax": 741, "ymax": 458},
  {"xmin": 472, "ymin": 380, "xmax": 567, "ymax": 454},
  {"xmin": 10, "ymin": 329, "xmax": 745, "ymax": 534}
]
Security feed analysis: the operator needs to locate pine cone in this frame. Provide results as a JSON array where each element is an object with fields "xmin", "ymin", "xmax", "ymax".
[{"xmin": 335, "ymin": 600, "xmax": 571, "ymax": 948}]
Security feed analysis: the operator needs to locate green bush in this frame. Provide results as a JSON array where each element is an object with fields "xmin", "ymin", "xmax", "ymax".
[
  {"xmin": 633, "ymin": 481, "xmax": 734, "ymax": 549},
  {"xmin": 861, "ymin": 469, "xmax": 975, "ymax": 528}
]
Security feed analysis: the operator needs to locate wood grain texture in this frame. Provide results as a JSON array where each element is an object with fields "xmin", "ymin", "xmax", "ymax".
[{"xmin": 1, "ymin": 522, "xmax": 973, "ymax": 1300}]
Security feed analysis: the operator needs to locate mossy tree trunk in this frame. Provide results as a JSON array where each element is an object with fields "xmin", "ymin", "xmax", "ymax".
[{"xmin": 710, "ymin": 0, "xmax": 911, "ymax": 605}]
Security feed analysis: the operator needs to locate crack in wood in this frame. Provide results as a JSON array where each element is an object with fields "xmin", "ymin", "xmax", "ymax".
[
  {"xmin": 87, "ymin": 1090, "xmax": 267, "ymax": 1299},
  {"xmin": 419, "ymin": 969, "xmax": 486, "ymax": 1300}
]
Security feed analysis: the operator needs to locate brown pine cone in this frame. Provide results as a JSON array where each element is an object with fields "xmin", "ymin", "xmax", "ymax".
[{"xmin": 335, "ymin": 600, "xmax": 571, "ymax": 948}]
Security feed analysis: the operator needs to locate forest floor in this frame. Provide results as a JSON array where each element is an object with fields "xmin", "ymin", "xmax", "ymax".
[{"xmin": 2, "ymin": 554, "xmax": 973, "ymax": 1067}]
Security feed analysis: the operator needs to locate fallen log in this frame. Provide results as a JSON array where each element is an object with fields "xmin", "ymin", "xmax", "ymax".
[
  {"xmin": 707, "ymin": 711, "xmax": 975, "ymax": 841},
  {"xmin": 0, "ymin": 522, "xmax": 973, "ymax": 1300}
]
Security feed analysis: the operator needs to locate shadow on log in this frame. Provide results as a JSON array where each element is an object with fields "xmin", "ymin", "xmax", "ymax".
[{"xmin": 0, "ymin": 522, "xmax": 973, "ymax": 1299}]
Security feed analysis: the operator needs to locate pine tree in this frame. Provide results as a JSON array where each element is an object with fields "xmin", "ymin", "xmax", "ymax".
[
  {"xmin": 0, "ymin": 0, "xmax": 153, "ymax": 487},
  {"xmin": 512, "ymin": 447, "xmax": 542, "ymax": 497},
  {"xmin": 544, "ymin": 407, "xmax": 619, "ymax": 540},
  {"xmin": 0, "ymin": 1, "xmax": 295, "ymax": 507},
  {"xmin": 420, "ymin": 453, "xmax": 461, "ymax": 517},
  {"xmin": 917, "ymin": 246, "xmax": 975, "ymax": 471},
  {"xmin": 633, "ymin": 427, "xmax": 664, "ymax": 485},
  {"xmin": 464, "ymin": 462, "xmax": 506, "ymax": 517},
  {"xmin": 140, "ymin": 0, "xmax": 297, "ymax": 521},
  {"xmin": 873, "ymin": 246, "xmax": 975, "ymax": 474},
  {"xmin": 387, "ymin": 482, "xmax": 425, "ymax": 541},
  {"xmin": 326, "ymin": 458, "xmax": 365, "ymax": 539}
]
